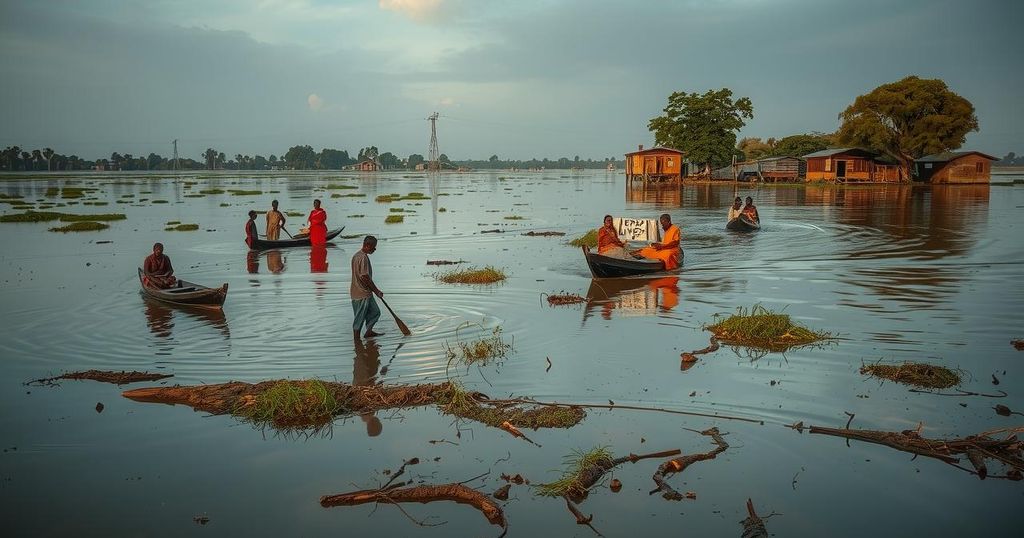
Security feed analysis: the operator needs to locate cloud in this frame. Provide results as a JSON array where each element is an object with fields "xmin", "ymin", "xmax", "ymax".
[
  {"xmin": 379, "ymin": 0, "xmax": 446, "ymax": 22},
  {"xmin": 307, "ymin": 93, "xmax": 325, "ymax": 111}
]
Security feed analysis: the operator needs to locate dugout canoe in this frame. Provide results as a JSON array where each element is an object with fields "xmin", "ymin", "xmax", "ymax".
[
  {"xmin": 248, "ymin": 226, "xmax": 345, "ymax": 250},
  {"xmin": 726, "ymin": 215, "xmax": 760, "ymax": 232},
  {"xmin": 138, "ymin": 268, "xmax": 228, "ymax": 308},
  {"xmin": 582, "ymin": 245, "xmax": 681, "ymax": 278}
]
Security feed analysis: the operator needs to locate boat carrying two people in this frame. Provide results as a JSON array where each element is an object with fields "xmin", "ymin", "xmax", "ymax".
[
  {"xmin": 727, "ymin": 196, "xmax": 760, "ymax": 231},
  {"xmin": 584, "ymin": 213, "xmax": 683, "ymax": 278}
]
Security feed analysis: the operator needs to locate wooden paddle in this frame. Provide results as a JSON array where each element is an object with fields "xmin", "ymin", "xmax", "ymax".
[
  {"xmin": 280, "ymin": 225, "xmax": 294, "ymax": 239},
  {"xmin": 379, "ymin": 296, "xmax": 411, "ymax": 336}
]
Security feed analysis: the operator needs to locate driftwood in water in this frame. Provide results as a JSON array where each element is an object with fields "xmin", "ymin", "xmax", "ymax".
[
  {"xmin": 28, "ymin": 370, "xmax": 173, "ymax": 386},
  {"xmin": 809, "ymin": 424, "xmax": 1024, "ymax": 480},
  {"xmin": 650, "ymin": 427, "xmax": 729, "ymax": 500},
  {"xmin": 523, "ymin": 231, "xmax": 566, "ymax": 237},
  {"xmin": 740, "ymin": 498, "xmax": 768, "ymax": 538},
  {"xmin": 681, "ymin": 335, "xmax": 721, "ymax": 365},
  {"xmin": 321, "ymin": 483, "xmax": 507, "ymax": 536},
  {"xmin": 426, "ymin": 260, "xmax": 466, "ymax": 265}
]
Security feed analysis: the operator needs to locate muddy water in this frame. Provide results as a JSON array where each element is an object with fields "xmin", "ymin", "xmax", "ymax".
[{"xmin": 0, "ymin": 170, "xmax": 1021, "ymax": 536}]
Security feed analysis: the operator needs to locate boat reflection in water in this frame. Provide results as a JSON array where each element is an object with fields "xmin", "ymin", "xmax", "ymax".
[
  {"xmin": 142, "ymin": 297, "xmax": 230, "ymax": 340},
  {"xmin": 353, "ymin": 337, "xmax": 382, "ymax": 437},
  {"xmin": 583, "ymin": 276, "xmax": 679, "ymax": 323}
]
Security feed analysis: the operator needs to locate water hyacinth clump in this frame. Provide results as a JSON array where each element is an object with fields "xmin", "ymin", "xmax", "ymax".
[
  {"xmin": 568, "ymin": 229, "xmax": 599, "ymax": 248},
  {"xmin": 706, "ymin": 304, "xmax": 832, "ymax": 350},
  {"xmin": 860, "ymin": 361, "xmax": 961, "ymax": 389},
  {"xmin": 436, "ymin": 266, "xmax": 507, "ymax": 284}
]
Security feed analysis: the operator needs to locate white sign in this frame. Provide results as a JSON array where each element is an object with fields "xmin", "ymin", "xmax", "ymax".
[{"xmin": 614, "ymin": 217, "xmax": 661, "ymax": 242}]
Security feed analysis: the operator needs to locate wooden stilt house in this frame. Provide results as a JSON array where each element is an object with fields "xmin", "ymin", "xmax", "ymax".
[
  {"xmin": 915, "ymin": 151, "xmax": 997, "ymax": 184},
  {"xmin": 625, "ymin": 145, "xmax": 685, "ymax": 184},
  {"xmin": 803, "ymin": 148, "xmax": 900, "ymax": 182}
]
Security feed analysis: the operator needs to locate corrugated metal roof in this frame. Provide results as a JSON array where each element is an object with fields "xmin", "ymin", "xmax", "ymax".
[
  {"xmin": 624, "ymin": 146, "xmax": 685, "ymax": 156},
  {"xmin": 916, "ymin": 151, "xmax": 997, "ymax": 163},
  {"xmin": 801, "ymin": 147, "xmax": 873, "ymax": 158}
]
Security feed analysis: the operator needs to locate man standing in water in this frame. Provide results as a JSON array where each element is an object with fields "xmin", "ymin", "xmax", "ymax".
[
  {"xmin": 351, "ymin": 235, "xmax": 384, "ymax": 339},
  {"xmin": 266, "ymin": 200, "xmax": 286, "ymax": 240}
]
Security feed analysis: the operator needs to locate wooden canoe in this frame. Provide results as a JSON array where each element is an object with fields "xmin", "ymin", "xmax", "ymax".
[
  {"xmin": 726, "ymin": 215, "xmax": 760, "ymax": 232},
  {"xmin": 248, "ymin": 226, "xmax": 345, "ymax": 250},
  {"xmin": 138, "ymin": 268, "xmax": 228, "ymax": 309},
  {"xmin": 582, "ymin": 245, "xmax": 681, "ymax": 279}
]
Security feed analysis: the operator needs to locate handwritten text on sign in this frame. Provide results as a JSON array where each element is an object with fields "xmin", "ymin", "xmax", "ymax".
[{"xmin": 615, "ymin": 218, "xmax": 660, "ymax": 242}]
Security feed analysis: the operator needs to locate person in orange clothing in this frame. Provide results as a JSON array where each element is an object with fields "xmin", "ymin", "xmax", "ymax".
[
  {"xmin": 597, "ymin": 214, "xmax": 628, "ymax": 258},
  {"xmin": 636, "ymin": 213, "xmax": 681, "ymax": 270},
  {"xmin": 307, "ymin": 199, "xmax": 327, "ymax": 246}
]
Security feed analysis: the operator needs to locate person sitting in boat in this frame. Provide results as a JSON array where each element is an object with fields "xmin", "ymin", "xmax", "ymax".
[
  {"xmin": 597, "ymin": 214, "xmax": 629, "ymax": 259},
  {"xmin": 636, "ymin": 213, "xmax": 681, "ymax": 270},
  {"xmin": 266, "ymin": 200, "xmax": 286, "ymax": 241},
  {"xmin": 143, "ymin": 242, "xmax": 177, "ymax": 289},
  {"xmin": 742, "ymin": 196, "xmax": 760, "ymax": 223},
  {"xmin": 728, "ymin": 197, "xmax": 743, "ymax": 221},
  {"xmin": 244, "ymin": 210, "xmax": 258, "ymax": 248},
  {"xmin": 307, "ymin": 199, "xmax": 327, "ymax": 246}
]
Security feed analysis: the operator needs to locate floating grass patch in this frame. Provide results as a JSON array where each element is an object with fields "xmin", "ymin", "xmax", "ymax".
[
  {"xmin": 234, "ymin": 379, "xmax": 340, "ymax": 430},
  {"xmin": 438, "ymin": 207, "xmax": 447, "ymax": 212},
  {"xmin": 860, "ymin": 361, "xmax": 961, "ymax": 389},
  {"xmin": 166, "ymin": 220, "xmax": 181, "ymax": 225},
  {"xmin": 200, "ymin": 188, "xmax": 225, "ymax": 195},
  {"xmin": 219, "ymin": 203, "xmax": 231, "ymax": 207},
  {"xmin": 333, "ymin": 193, "xmax": 366, "ymax": 198},
  {"xmin": 151, "ymin": 199, "xmax": 169, "ymax": 204},
  {"xmin": 706, "ymin": 305, "xmax": 831, "ymax": 351},
  {"xmin": 228, "ymin": 189, "xmax": 262, "ymax": 196},
  {"xmin": 444, "ymin": 325, "xmax": 512, "ymax": 366},
  {"xmin": 389, "ymin": 208, "xmax": 404, "ymax": 213},
  {"xmin": 504, "ymin": 215, "xmax": 525, "ymax": 220},
  {"xmin": 535, "ymin": 447, "xmax": 614, "ymax": 498},
  {"xmin": 165, "ymin": 223, "xmax": 199, "ymax": 231},
  {"xmin": 340, "ymin": 234, "xmax": 364, "ymax": 239},
  {"xmin": 50, "ymin": 221, "xmax": 108, "ymax": 232},
  {"xmin": 46, "ymin": 187, "xmax": 92, "ymax": 199},
  {"xmin": 568, "ymin": 229, "xmax": 598, "ymax": 248},
  {"xmin": 1, "ymin": 211, "xmax": 126, "ymax": 223},
  {"xmin": 286, "ymin": 211, "xmax": 305, "ymax": 217},
  {"xmin": 436, "ymin": 266, "xmax": 507, "ymax": 285},
  {"xmin": 59, "ymin": 213, "xmax": 126, "ymax": 222},
  {"xmin": 82, "ymin": 201, "xmax": 109, "ymax": 206},
  {"xmin": 0, "ymin": 194, "xmax": 23, "ymax": 200},
  {"xmin": 375, "ymin": 194, "xmax": 399, "ymax": 203},
  {"xmin": 385, "ymin": 215, "xmax": 404, "ymax": 224},
  {"xmin": 545, "ymin": 293, "xmax": 586, "ymax": 306},
  {"xmin": 435, "ymin": 381, "xmax": 584, "ymax": 429},
  {"xmin": 348, "ymin": 214, "xmax": 365, "ymax": 218},
  {"xmin": 326, "ymin": 184, "xmax": 358, "ymax": 190},
  {"xmin": 184, "ymin": 194, "xmax": 205, "ymax": 198}
]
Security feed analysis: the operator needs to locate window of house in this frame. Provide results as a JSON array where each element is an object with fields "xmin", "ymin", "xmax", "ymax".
[
  {"xmin": 825, "ymin": 159, "xmax": 831, "ymax": 172},
  {"xmin": 924, "ymin": 163, "xmax": 932, "ymax": 169}
]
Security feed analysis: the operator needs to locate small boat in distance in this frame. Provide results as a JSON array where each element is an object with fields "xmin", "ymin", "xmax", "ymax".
[
  {"xmin": 137, "ymin": 268, "xmax": 228, "ymax": 309},
  {"xmin": 726, "ymin": 215, "xmax": 760, "ymax": 232},
  {"xmin": 248, "ymin": 226, "xmax": 345, "ymax": 250},
  {"xmin": 582, "ymin": 245, "xmax": 681, "ymax": 278},
  {"xmin": 606, "ymin": 162, "xmax": 615, "ymax": 172}
]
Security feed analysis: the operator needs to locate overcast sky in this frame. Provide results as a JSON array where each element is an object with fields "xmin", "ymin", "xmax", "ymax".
[{"xmin": 0, "ymin": 0, "xmax": 1020, "ymax": 161}]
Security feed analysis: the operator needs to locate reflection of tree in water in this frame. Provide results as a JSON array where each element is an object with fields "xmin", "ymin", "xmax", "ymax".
[
  {"xmin": 819, "ymin": 184, "xmax": 990, "ymax": 312},
  {"xmin": 353, "ymin": 338, "xmax": 382, "ymax": 437}
]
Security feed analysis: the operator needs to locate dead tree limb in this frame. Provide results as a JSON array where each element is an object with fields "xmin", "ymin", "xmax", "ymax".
[
  {"xmin": 650, "ymin": 427, "xmax": 729, "ymax": 500},
  {"xmin": 321, "ymin": 483, "xmax": 507, "ymax": 537},
  {"xmin": 740, "ymin": 498, "xmax": 768, "ymax": 538}
]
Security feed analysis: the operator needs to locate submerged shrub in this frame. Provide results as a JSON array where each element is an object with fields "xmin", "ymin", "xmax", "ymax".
[{"xmin": 436, "ymin": 266, "xmax": 507, "ymax": 284}]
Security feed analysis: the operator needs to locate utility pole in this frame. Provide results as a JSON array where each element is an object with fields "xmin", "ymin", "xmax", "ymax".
[
  {"xmin": 427, "ymin": 112, "xmax": 440, "ymax": 171},
  {"xmin": 172, "ymin": 139, "xmax": 179, "ymax": 171}
]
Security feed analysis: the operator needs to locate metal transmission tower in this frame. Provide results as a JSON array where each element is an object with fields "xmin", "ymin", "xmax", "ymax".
[
  {"xmin": 172, "ymin": 139, "xmax": 180, "ymax": 171},
  {"xmin": 427, "ymin": 112, "xmax": 440, "ymax": 171}
]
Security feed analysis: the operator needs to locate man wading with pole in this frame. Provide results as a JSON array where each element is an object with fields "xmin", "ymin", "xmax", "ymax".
[{"xmin": 351, "ymin": 236, "xmax": 384, "ymax": 339}]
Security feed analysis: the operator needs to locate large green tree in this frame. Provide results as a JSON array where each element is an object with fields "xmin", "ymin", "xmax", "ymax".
[
  {"xmin": 284, "ymin": 145, "xmax": 316, "ymax": 169},
  {"xmin": 837, "ymin": 76, "xmax": 978, "ymax": 180},
  {"xmin": 648, "ymin": 88, "xmax": 753, "ymax": 169},
  {"xmin": 772, "ymin": 133, "xmax": 834, "ymax": 158}
]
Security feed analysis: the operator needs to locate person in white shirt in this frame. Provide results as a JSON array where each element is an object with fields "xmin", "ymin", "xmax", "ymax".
[{"xmin": 727, "ymin": 197, "xmax": 743, "ymax": 222}]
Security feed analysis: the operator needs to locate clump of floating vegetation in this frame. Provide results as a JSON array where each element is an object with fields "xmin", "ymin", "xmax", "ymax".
[
  {"xmin": 200, "ymin": 188, "xmax": 225, "ymax": 195},
  {"xmin": 435, "ymin": 381, "xmax": 584, "ymax": 429},
  {"xmin": 234, "ymin": 379, "xmax": 340, "ymax": 430},
  {"xmin": 285, "ymin": 211, "xmax": 305, "ymax": 217},
  {"xmin": 504, "ymin": 215, "xmax": 525, "ymax": 220},
  {"xmin": 860, "ymin": 361, "xmax": 961, "ymax": 389},
  {"xmin": 444, "ymin": 325, "xmax": 512, "ymax": 365},
  {"xmin": 45, "ymin": 187, "xmax": 92, "ymax": 199},
  {"xmin": 325, "ymin": 184, "xmax": 358, "ymax": 190},
  {"xmin": 389, "ymin": 208, "xmax": 404, "ymax": 213},
  {"xmin": 546, "ymin": 293, "xmax": 586, "ymax": 306},
  {"xmin": 0, "ymin": 194, "xmax": 24, "ymax": 200},
  {"xmin": 568, "ymin": 229, "xmax": 599, "ymax": 248},
  {"xmin": 165, "ymin": 223, "xmax": 199, "ymax": 231},
  {"xmin": 385, "ymin": 215, "xmax": 404, "ymax": 224},
  {"xmin": 333, "ymin": 193, "xmax": 366, "ymax": 198},
  {"xmin": 377, "ymin": 192, "xmax": 430, "ymax": 203},
  {"xmin": 438, "ymin": 207, "xmax": 447, "ymax": 212},
  {"xmin": 50, "ymin": 221, "xmax": 108, "ymax": 233},
  {"xmin": 535, "ymin": 447, "xmax": 614, "ymax": 498},
  {"xmin": 219, "ymin": 203, "xmax": 231, "ymax": 207},
  {"xmin": 228, "ymin": 189, "xmax": 262, "ymax": 196},
  {"xmin": 706, "ymin": 305, "xmax": 832, "ymax": 351},
  {"xmin": 0, "ymin": 211, "xmax": 126, "ymax": 223},
  {"xmin": 82, "ymin": 201, "xmax": 109, "ymax": 206},
  {"xmin": 166, "ymin": 220, "xmax": 181, "ymax": 225},
  {"xmin": 151, "ymin": 199, "xmax": 169, "ymax": 204},
  {"xmin": 436, "ymin": 265, "xmax": 507, "ymax": 285},
  {"xmin": 340, "ymin": 234, "xmax": 363, "ymax": 239},
  {"xmin": 349, "ymin": 214, "xmax": 365, "ymax": 218}
]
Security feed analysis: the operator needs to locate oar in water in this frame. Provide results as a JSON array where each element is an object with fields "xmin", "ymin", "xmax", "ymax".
[
  {"xmin": 379, "ymin": 296, "xmax": 411, "ymax": 336},
  {"xmin": 280, "ymin": 225, "xmax": 294, "ymax": 239}
]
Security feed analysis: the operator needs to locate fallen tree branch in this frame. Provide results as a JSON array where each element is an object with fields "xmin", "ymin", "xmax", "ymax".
[
  {"xmin": 27, "ymin": 370, "xmax": 173, "ymax": 386},
  {"xmin": 321, "ymin": 482, "xmax": 507, "ymax": 537},
  {"xmin": 741, "ymin": 498, "xmax": 768, "ymax": 538},
  {"xmin": 564, "ymin": 497, "xmax": 603, "ymax": 536},
  {"xmin": 650, "ymin": 427, "xmax": 729, "ymax": 500},
  {"xmin": 478, "ymin": 396, "xmax": 764, "ymax": 425}
]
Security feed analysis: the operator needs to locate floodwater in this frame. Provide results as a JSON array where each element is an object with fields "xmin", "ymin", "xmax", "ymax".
[{"xmin": 1, "ymin": 170, "xmax": 1021, "ymax": 536}]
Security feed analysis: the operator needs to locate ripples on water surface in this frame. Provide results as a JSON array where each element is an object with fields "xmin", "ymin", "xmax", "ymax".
[{"xmin": 1, "ymin": 170, "xmax": 1022, "ymax": 535}]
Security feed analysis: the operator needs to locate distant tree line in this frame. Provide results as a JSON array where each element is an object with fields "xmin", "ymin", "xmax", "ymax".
[
  {"xmin": 0, "ymin": 144, "xmax": 623, "ymax": 172},
  {"xmin": 995, "ymin": 152, "xmax": 1024, "ymax": 166}
]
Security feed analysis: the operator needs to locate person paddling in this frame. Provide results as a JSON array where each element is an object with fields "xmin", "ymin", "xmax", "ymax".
[{"xmin": 351, "ymin": 236, "xmax": 384, "ymax": 339}]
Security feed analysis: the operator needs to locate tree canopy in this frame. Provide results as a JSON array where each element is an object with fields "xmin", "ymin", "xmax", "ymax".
[
  {"xmin": 837, "ymin": 76, "xmax": 978, "ymax": 179},
  {"xmin": 648, "ymin": 88, "xmax": 753, "ymax": 168}
]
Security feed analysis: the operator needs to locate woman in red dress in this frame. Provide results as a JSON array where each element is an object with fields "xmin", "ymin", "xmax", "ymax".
[{"xmin": 307, "ymin": 199, "xmax": 327, "ymax": 246}]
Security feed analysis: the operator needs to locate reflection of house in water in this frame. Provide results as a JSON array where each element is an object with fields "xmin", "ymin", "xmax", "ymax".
[
  {"xmin": 626, "ymin": 183, "xmax": 682, "ymax": 206},
  {"xmin": 583, "ymin": 277, "xmax": 679, "ymax": 322}
]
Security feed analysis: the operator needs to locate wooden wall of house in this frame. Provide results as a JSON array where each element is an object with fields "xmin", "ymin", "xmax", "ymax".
[
  {"xmin": 805, "ymin": 155, "xmax": 873, "ymax": 181},
  {"xmin": 760, "ymin": 157, "xmax": 804, "ymax": 180},
  {"xmin": 626, "ymin": 151, "xmax": 682, "ymax": 178},
  {"xmin": 928, "ymin": 155, "xmax": 992, "ymax": 184}
]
